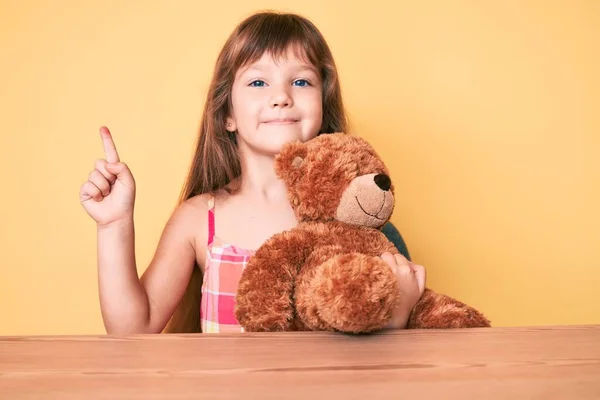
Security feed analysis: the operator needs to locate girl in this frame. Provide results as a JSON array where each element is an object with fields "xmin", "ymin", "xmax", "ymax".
[{"xmin": 79, "ymin": 11, "xmax": 426, "ymax": 335}]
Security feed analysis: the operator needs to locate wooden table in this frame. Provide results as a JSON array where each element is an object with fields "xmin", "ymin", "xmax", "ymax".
[{"xmin": 1, "ymin": 325, "xmax": 599, "ymax": 399}]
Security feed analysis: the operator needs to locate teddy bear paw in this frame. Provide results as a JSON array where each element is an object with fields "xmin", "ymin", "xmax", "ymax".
[
  {"xmin": 298, "ymin": 253, "xmax": 400, "ymax": 334},
  {"xmin": 409, "ymin": 303, "xmax": 491, "ymax": 329}
]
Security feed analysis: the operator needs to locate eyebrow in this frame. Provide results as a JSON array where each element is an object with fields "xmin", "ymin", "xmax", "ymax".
[{"xmin": 241, "ymin": 63, "xmax": 319, "ymax": 76}]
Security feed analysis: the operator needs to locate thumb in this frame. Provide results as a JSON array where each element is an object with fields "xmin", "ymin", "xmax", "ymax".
[
  {"xmin": 105, "ymin": 162, "xmax": 135, "ymax": 187},
  {"xmin": 412, "ymin": 264, "xmax": 427, "ymax": 295}
]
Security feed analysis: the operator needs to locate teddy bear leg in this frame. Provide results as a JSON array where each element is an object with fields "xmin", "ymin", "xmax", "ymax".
[
  {"xmin": 296, "ymin": 252, "xmax": 400, "ymax": 334},
  {"xmin": 235, "ymin": 259, "xmax": 295, "ymax": 332},
  {"xmin": 407, "ymin": 288, "xmax": 491, "ymax": 329},
  {"xmin": 293, "ymin": 245, "xmax": 342, "ymax": 332}
]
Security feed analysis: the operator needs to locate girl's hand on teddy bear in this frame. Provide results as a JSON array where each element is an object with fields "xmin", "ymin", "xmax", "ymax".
[{"xmin": 380, "ymin": 252, "xmax": 426, "ymax": 329}]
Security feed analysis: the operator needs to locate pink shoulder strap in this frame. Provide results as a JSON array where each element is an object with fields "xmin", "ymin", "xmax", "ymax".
[{"xmin": 207, "ymin": 195, "xmax": 215, "ymax": 246}]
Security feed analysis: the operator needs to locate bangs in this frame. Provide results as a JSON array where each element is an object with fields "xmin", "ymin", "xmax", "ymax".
[{"xmin": 231, "ymin": 13, "xmax": 324, "ymax": 75}]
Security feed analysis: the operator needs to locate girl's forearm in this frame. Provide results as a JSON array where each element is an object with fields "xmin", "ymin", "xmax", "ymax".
[{"xmin": 97, "ymin": 218, "xmax": 151, "ymax": 334}]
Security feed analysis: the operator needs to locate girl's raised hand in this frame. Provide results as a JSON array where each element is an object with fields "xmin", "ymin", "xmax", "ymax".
[{"xmin": 79, "ymin": 126, "xmax": 136, "ymax": 227}]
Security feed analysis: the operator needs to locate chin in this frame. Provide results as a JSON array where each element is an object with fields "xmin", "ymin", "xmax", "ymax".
[
  {"xmin": 238, "ymin": 124, "xmax": 319, "ymax": 155},
  {"xmin": 261, "ymin": 138, "xmax": 300, "ymax": 155},
  {"xmin": 258, "ymin": 128, "xmax": 317, "ymax": 152},
  {"xmin": 242, "ymin": 138, "xmax": 293, "ymax": 157}
]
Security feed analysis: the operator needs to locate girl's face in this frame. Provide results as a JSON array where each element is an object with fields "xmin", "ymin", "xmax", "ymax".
[{"xmin": 227, "ymin": 47, "xmax": 323, "ymax": 156}]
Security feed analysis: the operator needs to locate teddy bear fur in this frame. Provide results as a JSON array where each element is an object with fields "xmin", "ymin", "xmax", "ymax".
[{"xmin": 234, "ymin": 133, "xmax": 491, "ymax": 333}]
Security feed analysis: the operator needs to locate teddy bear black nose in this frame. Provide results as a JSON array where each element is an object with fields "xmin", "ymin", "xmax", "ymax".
[{"xmin": 374, "ymin": 174, "xmax": 391, "ymax": 191}]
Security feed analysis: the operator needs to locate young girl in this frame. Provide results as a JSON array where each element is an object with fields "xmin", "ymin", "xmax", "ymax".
[{"xmin": 79, "ymin": 11, "xmax": 426, "ymax": 335}]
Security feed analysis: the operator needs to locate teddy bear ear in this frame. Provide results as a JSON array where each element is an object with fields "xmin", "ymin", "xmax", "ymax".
[
  {"xmin": 274, "ymin": 140, "xmax": 308, "ymax": 182},
  {"xmin": 291, "ymin": 156, "xmax": 304, "ymax": 169}
]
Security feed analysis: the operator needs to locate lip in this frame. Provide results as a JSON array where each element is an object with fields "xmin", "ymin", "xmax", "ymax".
[{"xmin": 262, "ymin": 118, "xmax": 299, "ymax": 124}]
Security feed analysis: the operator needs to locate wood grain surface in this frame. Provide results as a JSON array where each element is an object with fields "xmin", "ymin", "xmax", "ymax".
[{"xmin": 1, "ymin": 325, "xmax": 599, "ymax": 399}]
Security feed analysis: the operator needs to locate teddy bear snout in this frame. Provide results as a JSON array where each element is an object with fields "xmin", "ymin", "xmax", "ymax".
[
  {"xmin": 374, "ymin": 174, "xmax": 391, "ymax": 191},
  {"xmin": 334, "ymin": 173, "xmax": 395, "ymax": 228}
]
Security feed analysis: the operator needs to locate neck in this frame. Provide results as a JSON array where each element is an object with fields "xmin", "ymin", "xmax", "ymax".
[{"xmin": 237, "ymin": 147, "xmax": 288, "ymax": 202}]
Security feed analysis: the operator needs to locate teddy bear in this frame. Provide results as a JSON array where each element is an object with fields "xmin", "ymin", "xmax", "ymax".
[{"xmin": 234, "ymin": 133, "xmax": 491, "ymax": 333}]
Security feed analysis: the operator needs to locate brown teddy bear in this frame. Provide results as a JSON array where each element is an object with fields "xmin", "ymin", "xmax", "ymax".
[{"xmin": 234, "ymin": 133, "xmax": 491, "ymax": 333}]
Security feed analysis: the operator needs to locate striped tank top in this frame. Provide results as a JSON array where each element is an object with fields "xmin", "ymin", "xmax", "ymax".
[{"xmin": 200, "ymin": 195, "xmax": 255, "ymax": 333}]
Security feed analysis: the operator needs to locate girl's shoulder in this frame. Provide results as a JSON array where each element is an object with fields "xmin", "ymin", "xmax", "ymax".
[
  {"xmin": 183, "ymin": 192, "xmax": 215, "ymax": 213},
  {"xmin": 179, "ymin": 192, "xmax": 227, "ymax": 232},
  {"xmin": 173, "ymin": 193, "xmax": 215, "ymax": 261},
  {"xmin": 179, "ymin": 189, "xmax": 237, "ymax": 254},
  {"xmin": 185, "ymin": 188, "xmax": 233, "ymax": 211}
]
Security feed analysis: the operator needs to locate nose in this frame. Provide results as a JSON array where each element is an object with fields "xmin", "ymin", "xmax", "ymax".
[
  {"xmin": 374, "ymin": 174, "xmax": 391, "ymax": 191},
  {"xmin": 269, "ymin": 85, "xmax": 293, "ymax": 108}
]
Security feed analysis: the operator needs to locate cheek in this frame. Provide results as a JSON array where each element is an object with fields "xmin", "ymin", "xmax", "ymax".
[
  {"xmin": 233, "ymin": 98, "xmax": 260, "ymax": 122},
  {"xmin": 231, "ymin": 87, "xmax": 262, "ymax": 117},
  {"xmin": 301, "ymin": 92, "xmax": 323, "ymax": 121},
  {"xmin": 312, "ymin": 103, "xmax": 323, "ymax": 120},
  {"xmin": 312, "ymin": 91, "xmax": 323, "ymax": 112},
  {"xmin": 296, "ymin": 87, "xmax": 320, "ymax": 104}
]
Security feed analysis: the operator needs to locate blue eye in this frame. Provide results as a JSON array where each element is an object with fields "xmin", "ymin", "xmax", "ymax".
[
  {"xmin": 249, "ymin": 80, "xmax": 266, "ymax": 87},
  {"xmin": 293, "ymin": 79, "xmax": 310, "ymax": 87}
]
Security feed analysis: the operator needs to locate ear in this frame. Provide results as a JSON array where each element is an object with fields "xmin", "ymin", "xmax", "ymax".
[
  {"xmin": 274, "ymin": 141, "xmax": 308, "ymax": 187},
  {"xmin": 225, "ymin": 116, "xmax": 237, "ymax": 132}
]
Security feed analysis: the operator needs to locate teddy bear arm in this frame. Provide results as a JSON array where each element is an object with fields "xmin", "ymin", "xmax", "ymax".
[
  {"xmin": 235, "ymin": 232, "xmax": 311, "ymax": 332},
  {"xmin": 358, "ymin": 230, "xmax": 399, "ymax": 257},
  {"xmin": 407, "ymin": 288, "xmax": 491, "ymax": 329}
]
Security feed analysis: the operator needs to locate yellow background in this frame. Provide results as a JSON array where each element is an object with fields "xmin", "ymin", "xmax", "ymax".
[{"xmin": 1, "ymin": 0, "xmax": 598, "ymax": 335}]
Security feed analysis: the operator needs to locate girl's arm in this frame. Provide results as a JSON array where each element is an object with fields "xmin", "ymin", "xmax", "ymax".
[
  {"xmin": 97, "ymin": 199, "xmax": 205, "ymax": 335},
  {"xmin": 81, "ymin": 127, "xmax": 206, "ymax": 335}
]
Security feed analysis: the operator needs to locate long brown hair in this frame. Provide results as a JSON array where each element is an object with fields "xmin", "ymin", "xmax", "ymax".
[{"xmin": 163, "ymin": 10, "xmax": 350, "ymax": 333}]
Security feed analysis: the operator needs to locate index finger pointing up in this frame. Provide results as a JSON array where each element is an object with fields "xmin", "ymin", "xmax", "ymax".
[{"xmin": 100, "ymin": 126, "xmax": 120, "ymax": 163}]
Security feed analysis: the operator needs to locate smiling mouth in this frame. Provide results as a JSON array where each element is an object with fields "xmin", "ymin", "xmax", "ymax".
[
  {"xmin": 355, "ymin": 194, "xmax": 387, "ymax": 220},
  {"xmin": 263, "ymin": 119, "xmax": 299, "ymax": 124}
]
